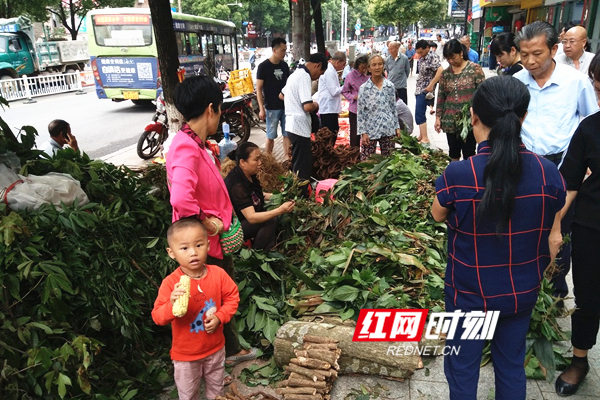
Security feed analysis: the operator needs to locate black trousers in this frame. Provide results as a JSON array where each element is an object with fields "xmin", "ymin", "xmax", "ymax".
[
  {"xmin": 446, "ymin": 131, "xmax": 476, "ymax": 160},
  {"xmin": 241, "ymin": 217, "xmax": 277, "ymax": 252},
  {"xmin": 320, "ymin": 113, "xmax": 339, "ymax": 133},
  {"xmin": 571, "ymin": 223, "xmax": 600, "ymax": 349},
  {"xmin": 288, "ymin": 132, "xmax": 313, "ymax": 197},
  {"xmin": 349, "ymin": 112, "xmax": 359, "ymax": 148},
  {"xmin": 543, "ymin": 154, "xmax": 573, "ymax": 298},
  {"xmin": 395, "ymin": 88, "xmax": 408, "ymax": 105},
  {"xmin": 206, "ymin": 254, "xmax": 240, "ymax": 357}
]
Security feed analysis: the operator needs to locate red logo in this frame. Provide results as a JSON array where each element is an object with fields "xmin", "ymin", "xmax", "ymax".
[{"xmin": 353, "ymin": 309, "xmax": 428, "ymax": 342}]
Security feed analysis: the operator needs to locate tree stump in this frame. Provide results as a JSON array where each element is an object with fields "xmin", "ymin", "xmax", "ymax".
[{"xmin": 274, "ymin": 320, "xmax": 424, "ymax": 379}]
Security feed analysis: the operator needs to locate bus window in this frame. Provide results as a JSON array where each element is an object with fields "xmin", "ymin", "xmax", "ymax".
[
  {"xmin": 93, "ymin": 14, "xmax": 152, "ymax": 47},
  {"xmin": 202, "ymin": 34, "xmax": 214, "ymax": 55},
  {"xmin": 214, "ymin": 35, "xmax": 224, "ymax": 54},
  {"xmin": 176, "ymin": 32, "xmax": 185, "ymax": 55},
  {"xmin": 188, "ymin": 32, "xmax": 202, "ymax": 55},
  {"xmin": 223, "ymin": 35, "xmax": 232, "ymax": 54}
]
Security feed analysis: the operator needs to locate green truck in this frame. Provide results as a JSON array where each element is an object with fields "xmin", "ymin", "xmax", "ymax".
[{"xmin": 0, "ymin": 16, "xmax": 89, "ymax": 79}]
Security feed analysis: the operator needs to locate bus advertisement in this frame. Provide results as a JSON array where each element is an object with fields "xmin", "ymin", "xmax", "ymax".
[{"xmin": 87, "ymin": 8, "xmax": 238, "ymax": 104}]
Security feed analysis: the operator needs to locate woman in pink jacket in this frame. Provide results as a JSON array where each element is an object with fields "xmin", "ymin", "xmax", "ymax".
[{"xmin": 167, "ymin": 76, "xmax": 257, "ymax": 383}]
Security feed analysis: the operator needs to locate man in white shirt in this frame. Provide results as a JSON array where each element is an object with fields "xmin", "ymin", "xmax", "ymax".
[
  {"xmin": 282, "ymin": 53, "xmax": 327, "ymax": 196},
  {"xmin": 317, "ymin": 51, "xmax": 347, "ymax": 133},
  {"xmin": 435, "ymin": 34, "xmax": 445, "ymax": 59},
  {"xmin": 556, "ymin": 26, "xmax": 595, "ymax": 75},
  {"xmin": 39, "ymin": 119, "xmax": 79, "ymax": 157}
]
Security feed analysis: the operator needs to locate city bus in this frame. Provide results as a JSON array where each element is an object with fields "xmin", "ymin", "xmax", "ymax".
[{"xmin": 86, "ymin": 8, "xmax": 238, "ymax": 104}]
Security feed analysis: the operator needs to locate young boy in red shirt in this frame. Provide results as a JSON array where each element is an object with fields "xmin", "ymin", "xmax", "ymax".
[{"xmin": 152, "ymin": 218, "xmax": 240, "ymax": 400}]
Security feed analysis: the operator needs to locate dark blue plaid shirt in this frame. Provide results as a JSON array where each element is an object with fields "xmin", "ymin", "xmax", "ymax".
[{"xmin": 435, "ymin": 141, "xmax": 566, "ymax": 314}]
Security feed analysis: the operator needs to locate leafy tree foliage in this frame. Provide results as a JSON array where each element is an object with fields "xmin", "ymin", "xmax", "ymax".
[
  {"xmin": 181, "ymin": 0, "xmax": 290, "ymax": 38},
  {"xmin": 367, "ymin": 0, "xmax": 447, "ymax": 38},
  {"xmin": 8, "ymin": 0, "xmax": 134, "ymax": 40}
]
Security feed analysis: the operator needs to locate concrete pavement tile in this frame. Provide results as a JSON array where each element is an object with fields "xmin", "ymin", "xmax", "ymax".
[
  {"xmin": 537, "ymin": 370, "xmax": 600, "ymax": 397},
  {"xmin": 331, "ymin": 375, "xmax": 410, "ymax": 400},
  {"xmin": 410, "ymin": 356, "xmax": 446, "ymax": 383},
  {"xmin": 539, "ymin": 392, "xmax": 599, "ymax": 400},
  {"xmin": 410, "ymin": 380, "xmax": 450, "ymax": 400},
  {"xmin": 475, "ymin": 377, "xmax": 543, "ymax": 400}
]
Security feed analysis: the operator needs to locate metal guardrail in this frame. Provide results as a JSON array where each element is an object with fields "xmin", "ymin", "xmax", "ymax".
[{"xmin": 0, "ymin": 72, "xmax": 84, "ymax": 102}]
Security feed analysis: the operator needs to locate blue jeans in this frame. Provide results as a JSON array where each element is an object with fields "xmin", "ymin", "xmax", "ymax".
[
  {"xmin": 265, "ymin": 109, "xmax": 287, "ymax": 140},
  {"xmin": 415, "ymin": 93, "xmax": 428, "ymax": 125}
]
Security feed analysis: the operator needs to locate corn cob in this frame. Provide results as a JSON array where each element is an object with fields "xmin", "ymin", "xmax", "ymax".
[{"xmin": 172, "ymin": 275, "xmax": 191, "ymax": 317}]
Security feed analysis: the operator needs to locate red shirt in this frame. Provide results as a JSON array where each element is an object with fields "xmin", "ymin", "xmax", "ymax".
[{"xmin": 151, "ymin": 265, "xmax": 239, "ymax": 361}]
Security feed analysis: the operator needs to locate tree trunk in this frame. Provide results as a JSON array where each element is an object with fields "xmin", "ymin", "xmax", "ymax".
[
  {"xmin": 148, "ymin": 0, "xmax": 184, "ymax": 132},
  {"xmin": 291, "ymin": 0, "xmax": 305, "ymax": 60},
  {"xmin": 69, "ymin": 3, "xmax": 77, "ymax": 40},
  {"xmin": 303, "ymin": 0, "xmax": 311, "ymax": 57},
  {"xmin": 311, "ymin": 0, "xmax": 326, "ymax": 55},
  {"xmin": 396, "ymin": 22, "xmax": 403, "ymax": 41},
  {"xmin": 274, "ymin": 320, "xmax": 428, "ymax": 379}
]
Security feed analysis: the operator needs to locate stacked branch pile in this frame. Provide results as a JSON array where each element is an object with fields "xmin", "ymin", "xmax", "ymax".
[
  {"xmin": 276, "ymin": 335, "xmax": 340, "ymax": 400},
  {"xmin": 311, "ymin": 127, "xmax": 359, "ymax": 180}
]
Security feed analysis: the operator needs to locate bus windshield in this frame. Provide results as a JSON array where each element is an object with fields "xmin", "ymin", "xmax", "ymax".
[{"xmin": 92, "ymin": 15, "xmax": 152, "ymax": 47}]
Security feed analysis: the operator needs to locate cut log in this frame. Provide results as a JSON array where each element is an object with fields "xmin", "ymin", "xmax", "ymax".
[
  {"xmin": 275, "ymin": 320, "xmax": 423, "ymax": 379},
  {"xmin": 283, "ymin": 395, "xmax": 322, "ymax": 400},
  {"xmin": 294, "ymin": 350, "xmax": 308, "ymax": 358},
  {"xmin": 291, "ymin": 357, "xmax": 331, "ymax": 370},
  {"xmin": 278, "ymin": 379, "xmax": 290, "ymax": 388},
  {"xmin": 288, "ymin": 377, "xmax": 327, "ymax": 388},
  {"xmin": 305, "ymin": 349, "xmax": 341, "ymax": 369},
  {"xmin": 303, "ymin": 335, "xmax": 338, "ymax": 344},
  {"xmin": 304, "ymin": 343, "xmax": 339, "ymax": 350},
  {"xmin": 288, "ymin": 372, "xmax": 307, "ymax": 381},
  {"xmin": 285, "ymin": 364, "xmax": 325, "ymax": 381},
  {"xmin": 276, "ymin": 388, "xmax": 317, "ymax": 395}
]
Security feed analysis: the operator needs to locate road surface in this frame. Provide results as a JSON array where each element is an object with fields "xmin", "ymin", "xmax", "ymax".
[{"xmin": 1, "ymin": 87, "xmax": 155, "ymax": 159}]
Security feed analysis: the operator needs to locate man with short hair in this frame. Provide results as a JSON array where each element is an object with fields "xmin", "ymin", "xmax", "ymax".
[
  {"xmin": 282, "ymin": 53, "xmax": 327, "ymax": 195},
  {"xmin": 405, "ymin": 42, "xmax": 416, "ymax": 76},
  {"xmin": 256, "ymin": 38, "xmax": 290, "ymax": 157},
  {"xmin": 435, "ymin": 34, "xmax": 445, "ymax": 59},
  {"xmin": 384, "ymin": 41, "xmax": 411, "ymax": 104},
  {"xmin": 40, "ymin": 119, "xmax": 79, "ymax": 157},
  {"xmin": 413, "ymin": 40, "xmax": 443, "ymax": 145},
  {"xmin": 460, "ymin": 35, "xmax": 479, "ymax": 63},
  {"xmin": 317, "ymin": 51, "xmax": 347, "ymax": 133},
  {"xmin": 556, "ymin": 26, "xmax": 595, "ymax": 75},
  {"xmin": 513, "ymin": 21, "xmax": 598, "ymax": 309}
]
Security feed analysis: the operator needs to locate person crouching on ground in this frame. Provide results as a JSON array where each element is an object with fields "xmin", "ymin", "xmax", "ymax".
[
  {"xmin": 152, "ymin": 218, "xmax": 240, "ymax": 400},
  {"xmin": 357, "ymin": 54, "xmax": 400, "ymax": 160},
  {"xmin": 432, "ymin": 76, "xmax": 565, "ymax": 400},
  {"xmin": 224, "ymin": 142, "xmax": 295, "ymax": 251}
]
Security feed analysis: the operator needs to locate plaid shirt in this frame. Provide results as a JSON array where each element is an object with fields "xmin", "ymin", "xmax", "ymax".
[{"xmin": 435, "ymin": 141, "xmax": 566, "ymax": 314}]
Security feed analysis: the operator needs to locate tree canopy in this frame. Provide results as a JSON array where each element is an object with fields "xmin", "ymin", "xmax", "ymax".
[
  {"xmin": 2, "ymin": 0, "xmax": 134, "ymax": 40},
  {"xmin": 367, "ymin": 0, "xmax": 447, "ymax": 35}
]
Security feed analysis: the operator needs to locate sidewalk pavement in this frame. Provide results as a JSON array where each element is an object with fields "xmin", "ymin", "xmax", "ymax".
[{"xmin": 106, "ymin": 70, "xmax": 600, "ymax": 400}]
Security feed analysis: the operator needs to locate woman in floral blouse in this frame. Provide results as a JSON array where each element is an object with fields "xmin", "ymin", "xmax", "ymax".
[
  {"xmin": 342, "ymin": 55, "xmax": 369, "ymax": 148},
  {"xmin": 357, "ymin": 54, "xmax": 400, "ymax": 160},
  {"xmin": 435, "ymin": 39, "xmax": 485, "ymax": 161}
]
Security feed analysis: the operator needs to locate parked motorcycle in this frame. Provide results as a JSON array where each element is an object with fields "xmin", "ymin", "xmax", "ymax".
[
  {"xmin": 213, "ymin": 93, "xmax": 258, "ymax": 144},
  {"xmin": 137, "ymin": 92, "xmax": 168, "ymax": 160},
  {"xmin": 136, "ymin": 91, "xmax": 256, "ymax": 160}
]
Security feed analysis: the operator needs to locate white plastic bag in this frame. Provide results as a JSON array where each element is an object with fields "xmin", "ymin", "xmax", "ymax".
[{"xmin": 0, "ymin": 164, "xmax": 89, "ymax": 212}]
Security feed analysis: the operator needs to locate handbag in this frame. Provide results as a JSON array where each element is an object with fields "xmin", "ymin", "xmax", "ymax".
[{"xmin": 220, "ymin": 215, "xmax": 244, "ymax": 255}]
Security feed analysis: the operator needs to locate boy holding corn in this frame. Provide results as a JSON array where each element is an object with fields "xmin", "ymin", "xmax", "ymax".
[{"xmin": 152, "ymin": 218, "xmax": 240, "ymax": 400}]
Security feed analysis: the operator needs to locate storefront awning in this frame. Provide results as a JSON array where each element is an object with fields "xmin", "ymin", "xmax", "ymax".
[{"xmin": 480, "ymin": 0, "xmax": 522, "ymax": 7}]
